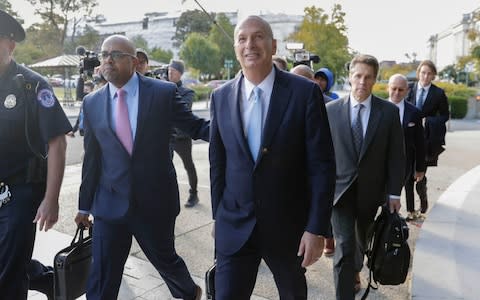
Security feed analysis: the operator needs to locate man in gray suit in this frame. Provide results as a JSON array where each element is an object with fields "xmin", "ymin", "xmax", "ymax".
[{"xmin": 326, "ymin": 54, "xmax": 405, "ymax": 300}]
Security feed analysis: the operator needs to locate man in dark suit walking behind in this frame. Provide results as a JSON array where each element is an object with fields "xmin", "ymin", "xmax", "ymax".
[
  {"xmin": 75, "ymin": 35, "xmax": 207, "ymax": 300},
  {"xmin": 326, "ymin": 54, "xmax": 405, "ymax": 299},
  {"xmin": 388, "ymin": 74, "xmax": 426, "ymax": 220},
  {"xmin": 405, "ymin": 60, "xmax": 449, "ymax": 214},
  {"xmin": 209, "ymin": 15, "xmax": 336, "ymax": 300}
]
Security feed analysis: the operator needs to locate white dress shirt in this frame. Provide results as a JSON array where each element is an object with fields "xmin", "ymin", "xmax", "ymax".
[{"xmin": 240, "ymin": 67, "xmax": 275, "ymax": 136}]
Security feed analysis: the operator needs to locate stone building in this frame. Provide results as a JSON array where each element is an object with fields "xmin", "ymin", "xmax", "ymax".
[{"xmin": 92, "ymin": 11, "xmax": 303, "ymax": 59}]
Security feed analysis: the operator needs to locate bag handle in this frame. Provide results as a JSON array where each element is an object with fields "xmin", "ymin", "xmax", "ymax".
[{"xmin": 70, "ymin": 224, "xmax": 92, "ymax": 246}]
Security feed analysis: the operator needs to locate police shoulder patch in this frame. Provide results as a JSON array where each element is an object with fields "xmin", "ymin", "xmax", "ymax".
[{"xmin": 37, "ymin": 89, "xmax": 55, "ymax": 108}]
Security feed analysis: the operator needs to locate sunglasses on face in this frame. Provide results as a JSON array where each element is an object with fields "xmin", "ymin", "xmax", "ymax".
[{"xmin": 99, "ymin": 51, "xmax": 136, "ymax": 61}]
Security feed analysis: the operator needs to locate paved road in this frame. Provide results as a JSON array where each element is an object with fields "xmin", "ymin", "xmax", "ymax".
[{"xmin": 35, "ymin": 103, "xmax": 480, "ymax": 299}]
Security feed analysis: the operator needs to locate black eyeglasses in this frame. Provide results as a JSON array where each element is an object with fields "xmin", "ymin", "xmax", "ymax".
[{"xmin": 99, "ymin": 51, "xmax": 136, "ymax": 61}]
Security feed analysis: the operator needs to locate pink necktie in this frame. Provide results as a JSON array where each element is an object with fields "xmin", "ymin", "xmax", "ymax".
[{"xmin": 115, "ymin": 88, "xmax": 133, "ymax": 155}]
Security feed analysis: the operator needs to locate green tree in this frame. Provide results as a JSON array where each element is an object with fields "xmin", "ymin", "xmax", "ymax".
[
  {"xmin": 63, "ymin": 24, "xmax": 101, "ymax": 54},
  {"xmin": 173, "ymin": 9, "xmax": 213, "ymax": 48},
  {"xmin": 179, "ymin": 32, "xmax": 221, "ymax": 77},
  {"xmin": 288, "ymin": 5, "xmax": 351, "ymax": 80},
  {"xmin": 13, "ymin": 41, "xmax": 44, "ymax": 65},
  {"xmin": 439, "ymin": 64, "xmax": 458, "ymax": 82},
  {"xmin": 0, "ymin": 0, "xmax": 23, "ymax": 23},
  {"xmin": 150, "ymin": 47, "xmax": 173, "ymax": 64},
  {"xmin": 26, "ymin": 0, "xmax": 98, "ymax": 48},
  {"xmin": 15, "ymin": 22, "xmax": 64, "ymax": 62},
  {"xmin": 131, "ymin": 35, "xmax": 149, "ymax": 51},
  {"xmin": 378, "ymin": 63, "xmax": 416, "ymax": 81},
  {"xmin": 208, "ymin": 13, "xmax": 238, "ymax": 77}
]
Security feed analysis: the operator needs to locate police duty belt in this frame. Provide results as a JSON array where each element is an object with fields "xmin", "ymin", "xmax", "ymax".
[{"xmin": 0, "ymin": 182, "xmax": 12, "ymax": 208}]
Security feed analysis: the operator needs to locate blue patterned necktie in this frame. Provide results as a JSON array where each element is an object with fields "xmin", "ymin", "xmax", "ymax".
[
  {"xmin": 416, "ymin": 88, "xmax": 425, "ymax": 110},
  {"xmin": 352, "ymin": 104, "xmax": 364, "ymax": 155},
  {"xmin": 247, "ymin": 87, "xmax": 263, "ymax": 161}
]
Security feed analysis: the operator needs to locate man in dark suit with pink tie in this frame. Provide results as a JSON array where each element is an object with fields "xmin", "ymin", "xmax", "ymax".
[
  {"xmin": 388, "ymin": 74, "xmax": 426, "ymax": 220},
  {"xmin": 209, "ymin": 15, "xmax": 336, "ymax": 300},
  {"xmin": 75, "ymin": 35, "xmax": 207, "ymax": 300}
]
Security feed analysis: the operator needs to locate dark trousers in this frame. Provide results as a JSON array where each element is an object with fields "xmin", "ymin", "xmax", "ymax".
[
  {"xmin": 215, "ymin": 227, "xmax": 307, "ymax": 300},
  {"xmin": 0, "ymin": 183, "xmax": 41, "ymax": 299},
  {"xmin": 87, "ymin": 214, "xmax": 197, "ymax": 300},
  {"xmin": 404, "ymin": 168, "xmax": 428, "ymax": 212},
  {"xmin": 331, "ymin": 186, "xmax": 376, "ymax": 300},
  {"xmin": 172, "ymin": 138, "xmax": 198, "ymax": 194}
]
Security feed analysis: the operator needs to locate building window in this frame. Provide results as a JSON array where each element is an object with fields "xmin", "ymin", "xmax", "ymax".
[{"xmin": 142, "ymin": 17, "xmax": 149, "ymax": 30}]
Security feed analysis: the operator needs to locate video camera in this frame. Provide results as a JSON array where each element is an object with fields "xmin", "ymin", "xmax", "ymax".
[
  {"xmin": 76, "ymin": 46, "xmax": 100, "ymax": 77},
  {"xmin": 153, "ymin": 65, "xmax": 169, "ymax": 81},
  {"xmin": 286, "ymin": 43, "xmax": 320, "ymax": 68}
]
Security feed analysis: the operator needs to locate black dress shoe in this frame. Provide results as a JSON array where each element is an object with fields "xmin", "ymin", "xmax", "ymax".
[
  {"xmin": 184, "ymin": 193, "xmax": 199, "ymax": 207},
  {"xmin": 29, "ymin": 269, "xmax": 54, "ymax": 300}
]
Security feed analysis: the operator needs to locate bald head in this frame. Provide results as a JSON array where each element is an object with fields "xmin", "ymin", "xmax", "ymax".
[
  {"xmin": 233, "ymin": 15, "xmax": 277, "ymax": 85},
  {"xmin": 388, "ymin": 73, "xmax": 409, "ymax": 104},
  {"xmin": 102, "ymin": 35, "xmax": 136, "ymax": 56},
  {"xmin": 100, "ymin": 34, "xmax": 138, "ymax": 88},
  {"xmin": 290, "ymin": 65, "xmax": 314, "ymax": 80},
  {"xmin": 234, "ymin": 15, "xmax": 274, "ymax": 40}
]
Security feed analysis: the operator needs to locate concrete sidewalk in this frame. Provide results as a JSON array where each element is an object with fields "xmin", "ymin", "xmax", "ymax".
[
  {"xmin": 411, "ymin": 165, "xmax": 480, "ymax": 299},
  {"xmin": 29, "ymin": 103, "xmax": 480, "ymax": 299}
]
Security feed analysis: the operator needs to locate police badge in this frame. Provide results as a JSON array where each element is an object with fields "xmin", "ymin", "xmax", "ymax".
[
  {"xmin": 0, "ymin": 182, "xmax": 11, "ymax": 208},
  {"xmin": 37, "ymin": 89, "xmax": 55, "ymax": 108},
  {"xmin": 4, "ymin": 94, "xmax": 16, "ymax": 109}
]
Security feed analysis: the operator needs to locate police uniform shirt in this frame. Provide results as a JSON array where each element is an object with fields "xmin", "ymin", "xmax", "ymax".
[{"xmin": 0, "ymin": 60, "xmax": 72, "ymax": 179}]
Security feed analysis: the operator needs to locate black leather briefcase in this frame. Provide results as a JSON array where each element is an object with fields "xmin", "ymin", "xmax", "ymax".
[
  {"xmin": 205, "ymin": 262, "xmax": 216, "ymax": 300},
  {"xmin": 54, "ymin": 225, "xmax": 92, "ymax": 300}
]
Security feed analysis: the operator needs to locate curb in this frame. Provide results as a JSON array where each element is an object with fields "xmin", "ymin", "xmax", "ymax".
[{"xmin": 411, "ymin": 165, "xmax": 480, "ymax": 299}]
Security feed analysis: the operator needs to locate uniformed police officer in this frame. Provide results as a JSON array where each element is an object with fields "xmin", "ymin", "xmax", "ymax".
[{"xmin": 0, "ymin": 9, "xmax": 72, "ymax": 299}]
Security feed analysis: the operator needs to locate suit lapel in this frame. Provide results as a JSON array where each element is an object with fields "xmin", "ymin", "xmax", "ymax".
[
  {"xmin": 134, "ymin": 76, "xmax": 153, "ymax": 152},
  {"xmin": 403, "ymin": 103, "xmax": 412, "ymax": 128},
  {"xmin": 341, "ymin": 97, "xmax": 359, "ymax": 161},
  {"xmin": 97, "ymin": 86, "xmax": 113, "ymax": 132},
  {"xmin": 360, "ymin": 96, "xmax": 382, "ymax": 159},
  {"xmin": 229, "ymin": 76, "xmax": 252, "ymax": 159},
  {"xmin": 257, "ymin": 70, "xmax": 291, "ymax": 164},
  {"xmin": 97, "ymin": 85, "xmax": 131, "ymax": 157}
]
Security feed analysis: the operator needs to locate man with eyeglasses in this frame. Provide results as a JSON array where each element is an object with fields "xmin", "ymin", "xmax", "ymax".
[{"xmin": 75, "ymin": 34, "xmax": 208, "ymax": 300}]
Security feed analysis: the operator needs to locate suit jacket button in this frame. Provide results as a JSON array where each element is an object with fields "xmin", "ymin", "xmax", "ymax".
[{"xmin": 262, "ymin": 147, "xmax": 268, "ymax": 154}]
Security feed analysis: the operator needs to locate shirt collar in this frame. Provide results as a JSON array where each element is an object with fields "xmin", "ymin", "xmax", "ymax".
[
  {"xmin": 244, "ymin": 67, "xmax": 275, "ymax": 100},
  {"xmin": 418, "ymin": 83, "xmax": 431, "ymax": 91},
  {"xmin": 108, "ymin": 72, "xmax": 139, "ymax": 99},
  {"xmin": 349, "ymin": 93, "xmax": 372, "ymax": 110},
  {"xmin": 389, "ymin": 98, "xmax": 405, "ymax": 108}
]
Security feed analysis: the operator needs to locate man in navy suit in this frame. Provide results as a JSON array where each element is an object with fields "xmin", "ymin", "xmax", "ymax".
[
  {"xmin": 405, "ymin": 60, "xmax": 449, "ymax": 214},
  {"xmin": 209, "ymin": 16, "xmax": 336, "ymax": 299},
  {"xmin": 388, "ymin": 74, "xmax": 426, "ymax": 220},
  {"xmin": 75, "ymin": 35, "xmax": 207, "ymax": 300}
]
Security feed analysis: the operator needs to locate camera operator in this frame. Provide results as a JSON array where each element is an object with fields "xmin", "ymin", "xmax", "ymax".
[
  {"xmin": 76, "ymin": 46, "xmax": 100, "ymax": 101},
  {"xmin": 168, "ymin": 59, "xmax": 200, "ymax": 207},
  {"xmin": 0, "ymin": 9, "xmax": 72, "ymax": 299}
]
